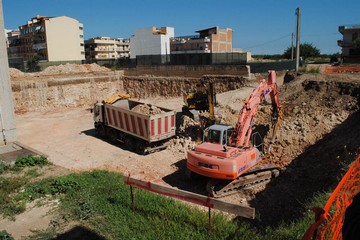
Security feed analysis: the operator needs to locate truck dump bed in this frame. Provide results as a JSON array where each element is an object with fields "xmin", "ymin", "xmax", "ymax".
[{"xmin": 104, "ymin": 99, "xmax": 176, "ymax": 143}]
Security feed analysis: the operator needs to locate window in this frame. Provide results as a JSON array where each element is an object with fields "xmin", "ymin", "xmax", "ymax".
[
  {"xmin": 352, "ymin": 32, "xmax": 359, "ymax": 41},
  {"xmin": 80, "ymin": 43, "xmax": 84, "ymax": 46},
  {"xmin": 79, "ymin": 26, "xmax": 83, "ymax": 30},
  {"xmin": 80, "ymin": 35, "xmax": 84, "ymax": 38}
]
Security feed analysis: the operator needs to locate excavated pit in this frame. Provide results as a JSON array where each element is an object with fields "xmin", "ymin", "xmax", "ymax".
[
  {"xmin": 9, "ymin": 65, "xmax": 360, "ymax": 226},
  {"xmin": 245, "ymin": 76, "xmax": 360, "ymax": 226}
]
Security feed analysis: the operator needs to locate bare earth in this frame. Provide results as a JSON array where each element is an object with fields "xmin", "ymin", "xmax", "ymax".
[{"xmin": 2, "ymin": 70, "xmax": 360, "ymax": 238}]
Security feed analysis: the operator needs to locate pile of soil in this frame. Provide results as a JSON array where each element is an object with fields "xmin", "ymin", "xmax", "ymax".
[
  {"xmin": 244, "ymin": 73, "xmax": 360, "ymax": 225},
  {"xmin": 9, "ymin": 63, "xmax": 110, "ymax": 79},
  {"xmin": 41, "ymin": 63, "xmax": 110, "ymax": 75},
  {"xmin": 9, "ymin": 68, "xmax": 25, "ymax": 78},
  {"xmin": 131, "ymin": 104, "xmax": 164, "ymax": 115}
]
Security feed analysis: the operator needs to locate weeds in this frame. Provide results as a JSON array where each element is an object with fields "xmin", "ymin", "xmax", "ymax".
[
  {"xmin": 15, "ymin": 155, "xmax": 48, "ymax": 168},
  {"xmin": 0, "ymin": 230, "xmax": 14, "ymax": 240},
  {"xmin": 298, "ymin": 66, "xmax": 321, "ymax": 74},
  {"xmin": 0, "ymin": 160, "xmax": 8, "ymax": 174}
]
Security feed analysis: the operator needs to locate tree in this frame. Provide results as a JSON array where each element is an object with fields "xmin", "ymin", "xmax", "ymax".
[
  {"xmin": 26, "ymin": 55, "xmax": 42, "ymax": 72},
  {"xmin": 283, "ymin": 42, "xmax": 320, "ymax": 59}
]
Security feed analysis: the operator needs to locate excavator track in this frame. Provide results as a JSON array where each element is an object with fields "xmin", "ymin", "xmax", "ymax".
[{"xmin": 206, "ymin": 164, "xmax": 280, "ymax": 198}]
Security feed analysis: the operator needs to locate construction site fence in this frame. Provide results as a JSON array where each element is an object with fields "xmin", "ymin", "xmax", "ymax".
[
  {"xmin": 303, "ymin": 154, "xmax": 360, "ymax": 240},
  {"xmin": 248, "ymin": 60, "xmax": 296, "ymax": 73},
  {"xmin": 135, "ymin": 52, "xmax": 249, "ymax": 66}
]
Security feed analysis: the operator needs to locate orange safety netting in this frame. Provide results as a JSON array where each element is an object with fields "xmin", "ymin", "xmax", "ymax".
[
  {"xmin": 303, "ymin": 155, "xmax": 360, "ymax": 240},
  {"xmin": 324, "ymin": 66, "xmax": 360, "ymax": 74}
]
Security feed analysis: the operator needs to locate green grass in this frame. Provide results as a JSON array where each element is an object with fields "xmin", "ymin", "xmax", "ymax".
[
  {"xmin": 298, "ymin": 66, "xmax": 321, "ymax": 74},
  {"xmin": 18, "ymin": 170, "xmax": 332, "ymax": 240},
  {"xmin": 0, "ymin": 166, "xmax": 341, "ymax": 239}
]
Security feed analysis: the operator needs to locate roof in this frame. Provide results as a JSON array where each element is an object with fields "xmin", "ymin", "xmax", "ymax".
[
  {"xmin": 339, "ymin": 24, "xmax": 360, "ymax": 33},
  {"xmin": 195, "ymin": 26, "xmax": 219, "ymax": 34}
]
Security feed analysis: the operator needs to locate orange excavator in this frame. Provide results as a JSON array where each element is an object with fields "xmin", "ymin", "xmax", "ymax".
[{"xmin": 186, "ymin": 70, "xmax": 283, "ymax": 197}]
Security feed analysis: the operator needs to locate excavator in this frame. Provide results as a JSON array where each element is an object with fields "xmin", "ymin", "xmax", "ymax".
[
  {"xmin": 186, "ymin": 70, "xmax": 283, "ymax": 197},
  {"xmin": 182, "ymin": 78, "xmax": 218, "ymax": 128}
]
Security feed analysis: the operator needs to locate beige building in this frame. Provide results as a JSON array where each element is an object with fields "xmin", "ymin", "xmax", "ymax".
[
  {"xmin": 170, "ymin": 26, "xmax": 232, "ymax": 54},
  {"xmin": 17, "ymin": 15, "xmax": 85, "ymax": 62},
  {"xmin": 85, "ymin": 37, "xmax": 130, "ymax": 60},
  {"xmin": 338, "ymin": 24, "xmax": 360, "ymax": 62}
]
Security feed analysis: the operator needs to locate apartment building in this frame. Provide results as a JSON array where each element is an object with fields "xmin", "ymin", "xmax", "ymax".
[
  {"xmin": 15, "ymin": 15, "xmax": 85, "ymax": 62},
  {"xmin": 170, "ymin": 26, "xmax": 232, "ymax": 54},
  {"xmin": 338, "ymin": 24, "xmax": 360, "ymax": 62},
  {"xmin": 130, "ymin": 26, "xmax": 174, "ymax": 62},
  {"xmin": 7, "ymin": 30, "xmax": 21, "ymax": 63},
  {"xmin": 85, "ymin": 37, "xmax": 130, "ymax": 60}
]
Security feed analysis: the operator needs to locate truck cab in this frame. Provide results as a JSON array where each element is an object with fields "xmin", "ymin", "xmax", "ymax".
[
  {"xmin": 93, "ymin": 102, "xmax": 104, "ymax": 123},
  {"xmin": 203, "ymin": 124, "xmax": 234, "ymax": 146}
]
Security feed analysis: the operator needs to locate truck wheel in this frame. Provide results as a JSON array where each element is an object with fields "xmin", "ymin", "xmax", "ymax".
[
  {"xmin": 125, "ymin": 137, "xmax": 135, "ymax": 151},
  {"xmin": 135, "ymin": 141, "xmax": 146, "ymax": 155},
  {"xmin": 108, "ymin": 129, "xmax": 118, "ymax": 143}
]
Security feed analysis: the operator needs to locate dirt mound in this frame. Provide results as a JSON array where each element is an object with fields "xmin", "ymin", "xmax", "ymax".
[
  {"xmin": 131, "ymin": 104, "xmax": 164, "ymax": 115},
  {"xmin": 247, "ymin": 73, "xmax": 360, "ymax": 225},
  {"xmin": 9, "ymin": 68, "xmax": 25, "ymax": 78},
  {"xmin": 41, "ymin": 63, "xmax": 110, "ymax": 75}
]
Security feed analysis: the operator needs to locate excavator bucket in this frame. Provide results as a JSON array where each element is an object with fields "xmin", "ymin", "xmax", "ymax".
[{"xmin": 104, "ymin": 93, "xmax": 130, "ymax": 104}]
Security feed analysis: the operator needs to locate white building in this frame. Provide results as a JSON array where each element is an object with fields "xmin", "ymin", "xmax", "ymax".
[{"xmin": 130, "ymin": 26, "xmax": 174, "ymax": 62}]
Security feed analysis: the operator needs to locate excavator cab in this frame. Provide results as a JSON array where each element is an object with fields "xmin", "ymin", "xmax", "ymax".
[{"xmin": 203, "ymin": 124, "xmax": 234, "ymax": 145}]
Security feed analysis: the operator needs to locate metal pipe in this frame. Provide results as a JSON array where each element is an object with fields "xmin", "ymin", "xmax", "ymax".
[{"xmin": 0, "ymin": 107, "xmax": 6, "ymax": 145}]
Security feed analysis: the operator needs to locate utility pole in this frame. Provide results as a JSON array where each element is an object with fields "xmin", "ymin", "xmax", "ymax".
[
  {"xmin": 291, "ymin": 32, "xmax": 294, "ymax": 60},
  {"xmin": 295, "ymin": 7, "xmax": 301, "ymax": 72},
  {"xmin": 0, "ymin": 0, "xmax": 16, "ymax": 145}
]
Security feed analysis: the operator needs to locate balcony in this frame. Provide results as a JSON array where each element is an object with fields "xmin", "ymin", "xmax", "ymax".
[
  {"xmin": 338, "ymin": 40, "xmax": 354, "ymax": 48},
  {"xmin": 94, "ymin": 47, "xmax": 112, "ymax": 52},
  {"xmin": 171, "ymin": 36, "xmax": 210, "ymax": 44}
]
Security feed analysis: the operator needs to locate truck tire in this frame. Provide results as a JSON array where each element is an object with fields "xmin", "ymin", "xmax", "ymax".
[
  {"xmin": 125, "ymin": 136, "xmax": 135, "ymax": 151},
  {"xmin": 135, "ymin": 140, "xmax": 146, "ymax": 155}
]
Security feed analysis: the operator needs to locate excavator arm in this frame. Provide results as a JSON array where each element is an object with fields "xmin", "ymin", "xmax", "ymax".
[{"xmin": 229, "ymin": 70, "xmax": 283, "ymax": 151}]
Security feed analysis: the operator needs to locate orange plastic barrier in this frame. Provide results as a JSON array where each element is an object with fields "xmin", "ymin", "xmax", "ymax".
[
  {"xmin": 303, "ymin": 154, "xmax": 360, "ymax": 240},
  {"xmin": 324, "ymin": 66, "xmax": 360, "ymax": 74}
]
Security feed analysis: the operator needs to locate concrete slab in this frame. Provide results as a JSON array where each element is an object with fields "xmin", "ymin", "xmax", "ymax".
[{"xmin": 0, "ymin": 141, "xmax": 47, "ymax": 165}]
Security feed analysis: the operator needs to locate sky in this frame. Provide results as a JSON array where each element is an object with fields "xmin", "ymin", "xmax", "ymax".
[{"xmin": 2, "ymin": 0, "xmax": 360, "ymax": 55}]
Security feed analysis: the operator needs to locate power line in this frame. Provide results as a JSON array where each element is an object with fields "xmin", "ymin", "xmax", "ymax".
[{"xmin": 243, "ymin": 34, "xmax": 291, "ymax": 50}]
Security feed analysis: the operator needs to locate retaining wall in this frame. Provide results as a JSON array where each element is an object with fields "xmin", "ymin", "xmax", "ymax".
[{"xmin": 11, "ymin": 71, "xmax": 247, "ymax": 113}]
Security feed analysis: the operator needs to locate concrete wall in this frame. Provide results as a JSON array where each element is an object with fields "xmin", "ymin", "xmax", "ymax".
[{"xmin": 0, "ymin": 1, "xmax": 16, "ymax": 143}]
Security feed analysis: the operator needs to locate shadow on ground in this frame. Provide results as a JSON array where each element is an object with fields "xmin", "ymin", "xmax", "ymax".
[
  {"xmin": 81, "ymin": 128, "xmax": 134, "ymax": 153},
  {"xmin": 162, "ymin": 158, "xmax": 209, "ymax": 196},
  {"xmin": 246, "ymin": 110, "xmax": 360, "ymax": 227},
  {"xmin": 52, "ymin": 225, "xmax": 106, "ymax": 240}
]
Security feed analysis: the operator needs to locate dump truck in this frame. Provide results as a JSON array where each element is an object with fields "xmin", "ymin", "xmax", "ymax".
[{"xmin": 93, "ymin": 95, "xmax": 176, "ymax": 154}]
